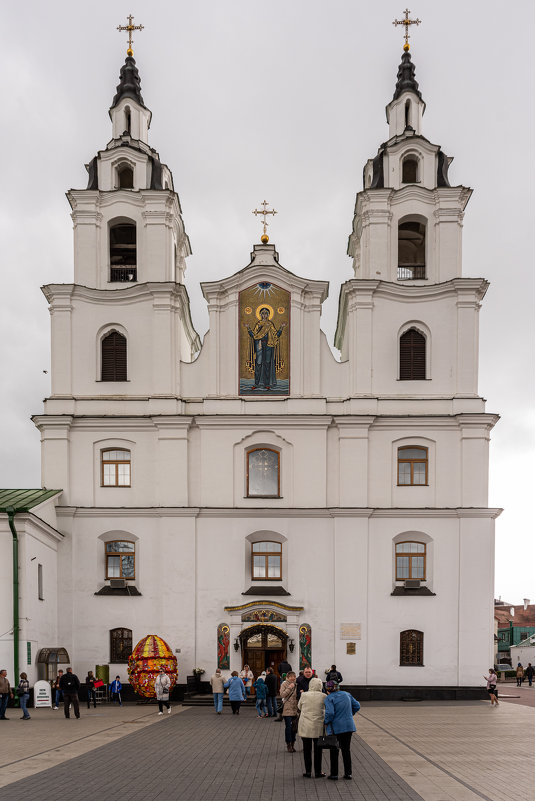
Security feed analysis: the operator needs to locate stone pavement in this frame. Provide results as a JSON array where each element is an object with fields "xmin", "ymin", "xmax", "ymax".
[{"xmin": 0, "ymin": 700, "xmax": 533, "ymax": 801}]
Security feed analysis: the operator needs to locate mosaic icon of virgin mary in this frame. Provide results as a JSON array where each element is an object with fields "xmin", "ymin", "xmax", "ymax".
[
  {"xmin": 245, "ymin": 307, "xmax": 286, "ymax": 391},
  {"xmin": 239, "ymin": 283, "xmax": 290, "ymax": 395}
]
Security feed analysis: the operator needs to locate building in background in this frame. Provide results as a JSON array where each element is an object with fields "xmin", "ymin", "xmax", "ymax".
[{"xmin": 0, "ymin": 39, "xmax": 500, "ymax": 699}]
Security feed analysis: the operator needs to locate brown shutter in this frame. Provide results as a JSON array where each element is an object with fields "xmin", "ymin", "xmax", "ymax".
[
  {"xmin": 399, "ymin": 329, "xmax": 426, "ymax": 380},
  {"xmin": 101, "ymin": 332, "xmax": 127, "ymax": 381}
]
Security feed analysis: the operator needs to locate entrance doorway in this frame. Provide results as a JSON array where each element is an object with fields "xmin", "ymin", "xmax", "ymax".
[{"xmin": 241, "ymin": 625, "xmax": 287, "ymax": 681}]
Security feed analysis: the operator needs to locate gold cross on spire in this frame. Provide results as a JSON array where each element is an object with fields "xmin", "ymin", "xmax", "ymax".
[
  {"xmin": 252, "ymin": 200, "xmax": 278, "ymax": 244},
  {"xmin": 117, "ymin": 14, "xmax": 144, "ymax": 57},
  {"xmin": 393, "ymin": 8, "xmax": 421, "ymax": 52}
]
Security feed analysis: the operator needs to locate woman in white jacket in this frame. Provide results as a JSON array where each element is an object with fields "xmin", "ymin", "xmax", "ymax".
[
  {"xmin": 297, "ymin": 677, "xmax": 326, "ymax": 778},
  {"xmin": 154, "ymin": 667, "xmax": 171, "ymax": 715}
]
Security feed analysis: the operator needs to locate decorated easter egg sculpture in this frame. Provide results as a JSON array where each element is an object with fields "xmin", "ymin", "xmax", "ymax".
[{"xmin": 128, "ymin": 635, "xmax": 178, "ymax": 698}]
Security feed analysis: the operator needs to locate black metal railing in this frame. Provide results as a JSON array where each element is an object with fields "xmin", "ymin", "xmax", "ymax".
[
  {"xmin": 110, "ymin": 267, "xmax": 137, "ymax": 282},
  {"xmin": 397, "ymin": 265, "xmax": 426, "ymax": 280}
]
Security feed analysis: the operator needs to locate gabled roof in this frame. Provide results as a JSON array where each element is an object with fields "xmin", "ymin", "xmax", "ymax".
[
  {"xmin": 495, "ymin": 605, "xmax": 535, "ymax": 628},
  {"xmin": 0, "ymin": 489, "xmax": 62, "ymax": 512}
]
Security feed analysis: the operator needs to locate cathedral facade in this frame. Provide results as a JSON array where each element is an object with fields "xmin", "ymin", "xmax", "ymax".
[{"xmin": 0, "ymin": 46, "xmax": 500, "ymax": 697}]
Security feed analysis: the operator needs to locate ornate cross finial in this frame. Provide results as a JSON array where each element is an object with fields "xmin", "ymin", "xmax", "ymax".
[
  {"xmin": 252, "ymin": 200, "xmax": 278, "ymax": 244},
  {"xmin": 117, "ymin": 14, "xmax": 144, "ymax": 57},
  {"xmin": 393, "ymin": 9, "xmax": 421, "ymax": 52}
]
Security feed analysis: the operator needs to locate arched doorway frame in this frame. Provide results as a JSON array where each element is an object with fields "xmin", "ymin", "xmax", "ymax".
[{"xmin": 240, "ymin": 623, "xmax": 288, "ymax": 679}]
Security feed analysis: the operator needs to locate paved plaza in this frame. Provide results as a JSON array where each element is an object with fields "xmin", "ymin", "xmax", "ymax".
[{"xmin": 0, "ymin": 699, "xmax": 532, "ymax": 801}]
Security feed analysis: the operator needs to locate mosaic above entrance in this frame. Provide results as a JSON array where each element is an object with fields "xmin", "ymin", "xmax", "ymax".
[
  {"xmin": 239, "ymin": 282, "xmax": 290, "ymax": 395},
  {"xmin": 241, "ymin": 609, "xmax": 287, "ymax": 623}
]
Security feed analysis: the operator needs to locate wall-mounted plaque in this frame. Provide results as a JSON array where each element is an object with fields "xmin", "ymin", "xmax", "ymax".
[
  {"xmin": 340, "ymin": 623, "xmax": 361, "ymax": 640},
  {"xmin": 346, "ymin": 642, "xmax": 356, "ymax": 655}
]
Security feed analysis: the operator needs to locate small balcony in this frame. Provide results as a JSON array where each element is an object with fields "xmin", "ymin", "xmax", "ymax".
[
  {"xmin": 110, "ymin": 266, "xmax": 137, "ymax": 282},
  {"xmin": 397, "ymin": 265, "xmax": 426, "ymax": 280}
]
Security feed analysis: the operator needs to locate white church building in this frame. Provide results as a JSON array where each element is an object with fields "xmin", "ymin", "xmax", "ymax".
[{"xmin": 0, "ymin": 43, "xmax": 500, "ymax": 699}]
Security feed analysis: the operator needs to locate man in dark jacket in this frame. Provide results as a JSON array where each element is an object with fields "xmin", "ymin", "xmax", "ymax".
[
  {"xmin": 265, "ymin": 668, "xmax": 278, "ymax": 717},
  {"xmin": 526, "ymin": 663, "xmax": 535, "ymax": 687},
  {"xmin": 59, "ymin": 667, "xmax": 81, "ymax": 719},
  {"xmin": 326, "ymin": 665, "xmax": 343, "ymax": 684},
  {"xmin": 296, "ymin": 666, "xmax": 314, "ymax": 698}
]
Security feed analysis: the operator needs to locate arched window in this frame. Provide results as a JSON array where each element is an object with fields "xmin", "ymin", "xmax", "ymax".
[
  {"xmin": 110, "ymin": 628, "xmax": 133, "ymax": 663},
  {"xmin": 110, "ymin": 223, "xmax": 137, "ymax": 282},
  {"xmin": 124, "ymin": 106, "xmax": 131, "ymax": 135},
  {"xmin": 101, "ymin": 449, "xmax": 131, "ymax": 487},
  {"xmin": 105, "ymin": 541, "xmax": 135, "ymax": 579},
  {"xmin": 117, "ymin": 164, "xmax": 134, "ymax": 189},
  {"xmin": 246, "ymin": 448, "xmax": 280, "ymax": 497},
  {"xmin": 101, "ymin": 331, "xmax": 127, "ymax": 381},
  {"xmin": 251, "ymin": 541, "xmax": 282, "ymax": 580},
  {"xmin": 397, "ymin": 221, "xmax": 425, "ymax": 280},
  {"xmin": 402, "ymin": 157, "xmax": 418, "ymax": 183},
  {"xmin": 405, "ymin": 99, "xmax": 411, "ymax": 128},
  {"xmin": 400, "ymin": 630, "xmax": 424, "ymax": 666},
  {"xmin": 397, "ymin": 446, "xmax": 428, "ymax": 485},
  {"xmin": 399, "ymin": 328, "xmax": 426, "ymax": 380},
  {"xmin": 395, "ymin": 542, "xmax": 426, "ymax": 580}
]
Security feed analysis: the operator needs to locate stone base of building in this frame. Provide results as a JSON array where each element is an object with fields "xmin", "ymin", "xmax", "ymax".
[{"xmin": 345, "ymin": 685, "xmax": 487, "ymax": 701}]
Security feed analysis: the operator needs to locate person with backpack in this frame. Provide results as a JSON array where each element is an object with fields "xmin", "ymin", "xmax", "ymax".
[
  {"xmin": 253, "ymin": 673, "xmax": 268, "ymax": 717},
  {"xmin": 325, "ymin": 665, "xmax": 343, "ymax": 684}
]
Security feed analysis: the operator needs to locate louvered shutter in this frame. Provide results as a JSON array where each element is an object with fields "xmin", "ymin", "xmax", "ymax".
[
  {"xmin": 399, "ymin": 329, "xmax": 426, "ymax": 380},
  {"xmin": 101, "ymin": 332, "xmax": 127, "ymax": 381}
]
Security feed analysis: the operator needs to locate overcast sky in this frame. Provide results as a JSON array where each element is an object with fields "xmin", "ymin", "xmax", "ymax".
[{"xmin": 0, "ymin": 1, "xmax": 532, "ymax": 604}]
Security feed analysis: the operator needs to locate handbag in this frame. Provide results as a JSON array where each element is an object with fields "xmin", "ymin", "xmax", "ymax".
[{"xmin": 317, "ymin": 725, "xmax": 339, "ymax": 750}]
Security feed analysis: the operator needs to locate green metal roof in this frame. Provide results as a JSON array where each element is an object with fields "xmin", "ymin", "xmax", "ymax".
[{"xmin": 0, "ymin": 489, "xmax": 62, "ymax": 512}]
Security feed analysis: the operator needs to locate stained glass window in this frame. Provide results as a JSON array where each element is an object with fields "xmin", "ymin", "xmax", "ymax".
[{"xmin": 247, "ymin": 449, "xmax": 279, "ymax": 497}]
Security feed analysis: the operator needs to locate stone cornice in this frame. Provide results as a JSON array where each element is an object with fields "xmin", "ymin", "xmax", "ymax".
[
  {"xmin": 41, "ymin": 282, "xmax": 193, "ymax": 308},
  {"xmin": 54, "ymin": 506, "xmax": 502, "ymax": 519},
  {"xmin": 7, "ymin": 511, "xmax": 65, "ymax": 542},
  {"xmin": 338, "ymin": 277, "xmax": 489, "ymax": 305}
]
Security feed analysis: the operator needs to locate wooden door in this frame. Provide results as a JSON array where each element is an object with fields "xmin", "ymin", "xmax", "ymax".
[{"xmin": 245, "ymin": 650, "xmax": 264, "ymax": 684}]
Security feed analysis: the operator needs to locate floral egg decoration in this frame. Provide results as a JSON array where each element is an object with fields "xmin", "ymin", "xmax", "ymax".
[{"xmin": 128, "ymin": 634, "xmax": 178, "ymax": 698}]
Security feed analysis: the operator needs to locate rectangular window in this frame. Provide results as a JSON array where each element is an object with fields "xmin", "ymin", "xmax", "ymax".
[
  {"xmin": 101, "ymin": 449, "xmax": 131, "ymax": 487},
  {"xmin": 251, "ymin": 541, "xmax": 282, "ymax": 580},
  {"xmin": 395, "ymin": 542, "xmax": 426, "ymax": 581},
  {"xmin": 105, "ymin": 541, "xmax": 135, "ymax": 580},
  {"xmin": 397, "ymin": 447, "xmax": 428, "ymax": 486},
  {"xmin": 38, "ymin": 563, "xmax": 44, "ymax": 600},
  {"xmin": 247, "ymin": 449, "xmax": 280, "ymax": 497}
]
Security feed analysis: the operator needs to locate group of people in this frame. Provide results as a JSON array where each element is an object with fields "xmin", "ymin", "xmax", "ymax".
[
  {"xmin": 210, "ymin": 663, "xmax": 359, "ymax": 780},
  {"xmin": 514, "ymin": 662, "xmax": 534, "ymax": 687}
]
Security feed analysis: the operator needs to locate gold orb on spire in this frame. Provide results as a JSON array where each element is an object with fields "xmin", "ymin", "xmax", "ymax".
[
  {"xmin": 261, "ymin": 234, "xmax": 269, "ymax": 244},
  {"xmin": 127, "ymin": 48, "xmax": 134, "ymax": 57},
  {"xmin": 403, "ymin": 42, "xmax": 410, "ymax": 51}
]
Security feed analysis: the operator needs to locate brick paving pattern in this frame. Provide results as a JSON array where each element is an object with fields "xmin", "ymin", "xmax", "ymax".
[{"xmin": 0, "ymin": 706, "xmax": 424, "ymax": 801}]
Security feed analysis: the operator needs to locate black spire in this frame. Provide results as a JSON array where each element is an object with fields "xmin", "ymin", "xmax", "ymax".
[
  {"xmin": 393, "ymin": 50, "xmax": 422, "ymax": 101},
  {"xmin": 111, "ymin": 55, "xmax": 146, "ymax": 109}
]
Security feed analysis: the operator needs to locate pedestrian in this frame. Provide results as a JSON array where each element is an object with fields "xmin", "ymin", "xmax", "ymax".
[
  {"xmin": 483, "ymin": 669, "xmax": 499, "ymax": 706},
  {"xmin": 526, "ymin": 663, "xmax": 534, "ymax": 688},
  {"xmin": 296, "ymin": 666, "xmax": 314, "ymax": 698},
  {"xmin": 155, "ymin": 666, "xmax": 171, "ymax": 715},
  {"xmin": 280, "ymin": 670, "xmax": 298, "ymax": 752},
  {"xmin": 52, "ymin": 669, "xmax": 64, "ymax": 709},
  {"xmin": 253, "ymin": 672, "xmax": 268, "ymax": 717},
  {"xmin": 325, "ymin": 664, "xmax": 343, "ymax": 684},
  {"xmin": 110, "ymin": 675, "xmax": 122, "ymax": 705},
  {"xmin": 17, "ymin": 672, "xmax": 31, "ymax": 720},
  {"xmin": 324, "ymin": 681, "xmax": 360, "ymax": 780},
  {"xmin": 516, "ymin": 663, "xmax": 524, "ymax": 687},
  {"xmin": 210, "ymin": 668, "xmax": 225, "ymax": 714},
  {"xmin": 59, "ymin": 667, "xmax": 81, "ymax": 719},
  {"xmin": 239, "ymin": 665, "xmax": 253, "ymax": 696},
  {"xmin": 0, "ymin": 669, "xmax": 13, "ymax": 720},
  {"xmin": 298, "ymin": 676, "xmax": 326, "ymax": 778},
  {"xmin": 224, "ymin": 671, "xmax": 246, "ymax": 714},
  {"xmin": 265, "ymin": 667, "xmax": 278, "ymax": 717},
  {"xmin": 85, "ymin": 670, "xmax": 97, "ymax": 709}
]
